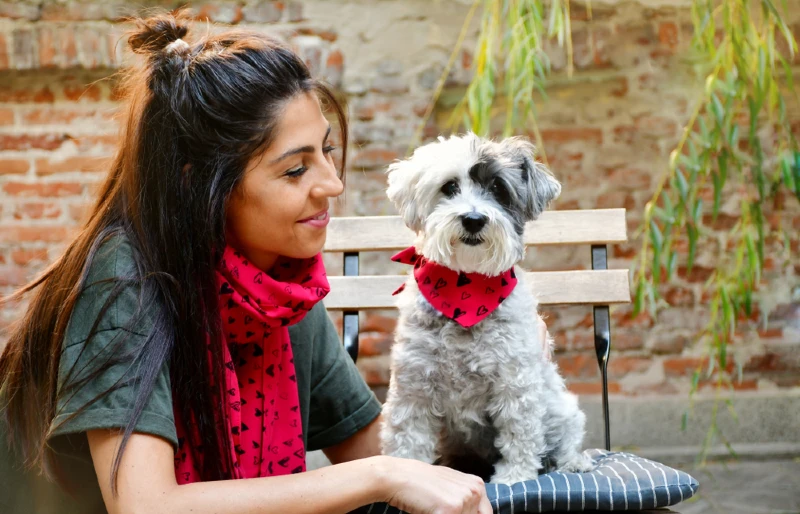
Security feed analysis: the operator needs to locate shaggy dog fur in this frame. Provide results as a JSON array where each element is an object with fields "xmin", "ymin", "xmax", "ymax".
[{"xmin": 379, "ymin": 133, "xmax": 594, "ymax": 484}]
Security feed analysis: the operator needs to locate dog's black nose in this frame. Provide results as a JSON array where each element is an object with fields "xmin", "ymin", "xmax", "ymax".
[{"xmin": 460, "ymin": 212, "xmax": 488, "ymax": 234}]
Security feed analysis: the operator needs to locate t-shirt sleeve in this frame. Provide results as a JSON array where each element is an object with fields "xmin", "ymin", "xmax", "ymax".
[
  {"xmin": 47, "ymin": 237, "xmax": 178, "ymax": 449},
  {"xmin": 305, "ymin": 304, "xmax": 382, "ymax": 451}
]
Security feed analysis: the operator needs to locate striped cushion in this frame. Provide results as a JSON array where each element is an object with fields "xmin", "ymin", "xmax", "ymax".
[{"xmin": 361, "ymin": 449, "xmax": 698, "ymax": 513}]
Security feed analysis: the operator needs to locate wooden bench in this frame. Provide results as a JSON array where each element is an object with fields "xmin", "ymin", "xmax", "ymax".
[{"xmin": 323, "ymin": 208, "xmax": 631, "ymax": 450}]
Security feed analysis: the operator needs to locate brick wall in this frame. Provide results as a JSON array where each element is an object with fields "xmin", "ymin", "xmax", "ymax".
[{"xmin": 1, "ymin": 0, "xmax": 799, "ymax": 403}]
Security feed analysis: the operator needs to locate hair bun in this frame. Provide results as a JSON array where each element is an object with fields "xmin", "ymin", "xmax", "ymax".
[{"xmin": 128, "ymin": 12, "xmax": 190, "ymax": 55}]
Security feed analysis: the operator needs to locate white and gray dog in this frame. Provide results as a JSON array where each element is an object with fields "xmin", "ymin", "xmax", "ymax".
[{"xmin": 380, "ymin": 133, "xmax": 594, "ymax": 484}]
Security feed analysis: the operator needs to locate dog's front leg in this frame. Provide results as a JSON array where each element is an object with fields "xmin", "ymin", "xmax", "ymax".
[
  {"xmin": 380, "ymin": 385, "xmax": 443, "ymax": 463},
  {"xmin": 488, "ymin": 385, "xmax": 546, "ymax": 484}
]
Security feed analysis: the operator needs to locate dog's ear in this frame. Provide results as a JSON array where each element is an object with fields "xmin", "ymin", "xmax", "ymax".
[
  {"xmin": 501, "ymin": 137, "xmax": 561, "ymax": 220},
  {"xmin": 386, "ymin": 157, "xmax": 424, "ymax": 232}
]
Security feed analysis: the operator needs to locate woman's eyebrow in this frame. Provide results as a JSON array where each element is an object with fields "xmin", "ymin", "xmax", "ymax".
[{"xmin": 269, "ymin": 125, "xmax": 332, "ymax": 164}]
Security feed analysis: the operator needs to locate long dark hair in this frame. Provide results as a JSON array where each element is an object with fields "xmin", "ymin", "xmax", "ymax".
[{"xmin": 0, "ymin": 10, "xmax": 348, "ymax": 494}]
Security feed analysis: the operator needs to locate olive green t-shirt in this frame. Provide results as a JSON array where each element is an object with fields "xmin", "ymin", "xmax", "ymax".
[{"xmin": 0, "ymin": 235, "xmax": 381, "ymax": 514}]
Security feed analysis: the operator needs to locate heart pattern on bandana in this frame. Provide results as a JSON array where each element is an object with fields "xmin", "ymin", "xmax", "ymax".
[
  {"xmin": 391, "ymin": 247, "xmax": 517, "ymax": 328},
  {"xmin": 173, "ymin": 247, "xmax": 329, "ymax": 483}
]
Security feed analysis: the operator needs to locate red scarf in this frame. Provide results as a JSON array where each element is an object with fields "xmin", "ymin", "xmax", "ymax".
[
  {"xmin": 391, "ymin": 247, "xmax": 517, "ymax": 328},
  {"xmin": 173, "ymin": 247, "xmax": 329, "ymax": 483}
]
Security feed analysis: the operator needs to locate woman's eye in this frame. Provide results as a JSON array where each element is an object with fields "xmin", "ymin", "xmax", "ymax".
[
  {"xmin": 323, "ymin": 145, "xmax": 336, "ymax": 154},
  {"xmin": 441, "ymin": 180, "xmax": 459, "ymax": 197},
  {"xmin": 285, "ymin": 166, "xmax": 308, "ymax": 178}
]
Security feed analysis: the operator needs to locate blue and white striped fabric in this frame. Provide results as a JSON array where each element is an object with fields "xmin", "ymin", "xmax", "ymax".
[{"xmin": 361, "ymin": 449, "xmax": 698, "ymax": 513}]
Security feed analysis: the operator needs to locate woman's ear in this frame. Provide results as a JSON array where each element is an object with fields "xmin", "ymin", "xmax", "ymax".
[{"xmin": 386, "ymin": 157, "xmax": 424, "ymax": 232}]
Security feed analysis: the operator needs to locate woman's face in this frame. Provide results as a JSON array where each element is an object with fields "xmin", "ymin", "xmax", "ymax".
[{"xmin": 226, "ymin": 92, "xmax": 344, "ymax": 271}]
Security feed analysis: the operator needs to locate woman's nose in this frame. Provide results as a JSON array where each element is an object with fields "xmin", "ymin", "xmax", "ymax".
[{"xmin": 311, "ymin": 158, "xmax": 344, "ymax": 199}]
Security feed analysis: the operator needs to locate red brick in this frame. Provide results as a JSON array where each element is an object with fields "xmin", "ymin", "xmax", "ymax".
[
  {"xmin": 35, "ymin": 156, "xmax": 109, "ymax": 175},
  {"xmin": 352, "ymin": 148, "xmax": 400, "ymax": 169},
  {"xmin": 21, "ymin": 107, "xmax": 116, "ymax": 125},
  {"xmin": 567, "ymin": 381, "xmax": 622, "ymax": 395},
  {"xmin": 0, "ymin": 133, "xmax": 66, "ymax": 151},
  {"xmin": 362, "ymin": 313, "xmax": 396, "ymax": 333},
  {"xmin": 326, "ymin": 49, "xmax": 343, "ymax": 70},
  {"xmin": 556, "ymin": 353, "xmax": 599, "ymax": 379},
  {"xmin": 677, "ymin": 265, "xmax": 715, "ymax": 283},
  {"xmin": 650, "ymin": 334, "xmax": 689, "ymax": 355},
  {"xmin": 612, "ymin": 310, "xmax": 655, "ymax": 329},
  {"xmin": 10, "ymin": 248, "xmax": 48, "ymax": 266},
  {"xmin": 634, "ymin": 115, "xmax": 679, "ymax": 138},
  {"xmin": 69, "ymin": 202, "xmax": 90, "ymax": 222},
  {"xmin": 663, "ymin": 357, "xmax": 703, "ymax": 376},
  {"xmin": 744, "ymin": 352, "xmax": 789, "ymax": 373},
  {"xmin": 12, "ymin": 28, "xmax": 37, "ymax": 69},
  {"xmin": 38, "ymin": 26, "xmax": 56, "ymax": 68},
  {"xmin": 540, "ymin": 128, "xmax": 603, "ymax": 145},
  {"xmin": 0, "ymin": 2, "xmax": 40, "ymax": 20},
  {"xmin": 608, "ymin": 356, "xmax": 651, "ymax": 376},
  {"xmin": 658, "ymin": 22, "xmax": 679, "ymax": 48},
  {"xmin": 295, "ymin": 28, "xmax": 337, "ymax": 42},
  {"xmin": 193, "ymin": 4, "xmax": 244, "ymax": 24},
  {"xmin": 702, "ymin": 213, "xmax": 739, "ymax": 231},
  {"xmin": 63, "ymin": 84, "xmax": 102, "ymax": 102},
  {"xmin": 3, "ymin": 181, "xmax": 83, "ymax": 197},
  {"xmin": 0, "ymin": 266, "xmax": 29, "ymax": 287},
  {"xmin": 0, "ymin": 86, "xmax": 55, "ymax": 103},
  {"xmin": 71, "ymin": 134, "xmax": 118, "ymax": 151},
  {"xmin": 359, "ymin": 334, "xmax": 392, "ymax": 357},
  {"xmin": 0, "ymin": 226, "xmax": 72, "ymax": 243},
  {"xmin": 13, "ymin": 202, "xmax": 62, "ymax": 220},
  {"xmin": 604, "ymin": 167, "xmax": 652, "ymax": 190},
  {"xmin": 595, "ymin": 191, "xmax": 636, "ymax": 210},
  {"xmin": 0, "ymin": 33, "xmax": 8, "ymax": 69},
  {"xmin": 0, "ymin": 159, "xmax": 29, "ymax": 175},
  {"xmin": 612, "ymin": 243, "xmax": 637, "ymax": 259},
  {"xmin": 663, "ymin": 285, "xmax": 695, "ymax": 307}
]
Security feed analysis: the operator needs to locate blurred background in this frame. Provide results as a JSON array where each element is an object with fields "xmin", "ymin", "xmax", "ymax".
[{"xmin": 0, "ymin": 2, "xmax": 798, "ymax": 509}]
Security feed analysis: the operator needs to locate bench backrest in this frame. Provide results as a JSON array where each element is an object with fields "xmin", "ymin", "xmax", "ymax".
[
  {"xmin": 323, "ymin": 208, "xmax": 630, "ymax": 309},
  {"xmin": 322, "ymin": 207, "xmax": 631, "ymax": 451}
]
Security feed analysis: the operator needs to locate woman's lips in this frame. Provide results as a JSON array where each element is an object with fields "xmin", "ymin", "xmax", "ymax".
[{"xmin": 298, "ymin": 210, "xmax": 329, "ymax": 228}]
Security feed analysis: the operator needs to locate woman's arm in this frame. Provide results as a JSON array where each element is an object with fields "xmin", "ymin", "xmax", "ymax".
[
  {"xmin": 323, "ymin": 414, "xmax": 383, "ymax": 463},
  {"xmin": 88, "ymin": 428, "xmax": 491, "ymax": 514}
]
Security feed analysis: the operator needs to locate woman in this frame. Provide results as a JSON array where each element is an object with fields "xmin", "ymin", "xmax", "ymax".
[{"xmin": 0, "ymin": 12, "xmax": 544, "ymax": 514}]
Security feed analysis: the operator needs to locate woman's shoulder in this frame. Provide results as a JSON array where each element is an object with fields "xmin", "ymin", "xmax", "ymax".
[{"xmin": 83, "ymin": 231, "xmax": 138, "ymax": 286}]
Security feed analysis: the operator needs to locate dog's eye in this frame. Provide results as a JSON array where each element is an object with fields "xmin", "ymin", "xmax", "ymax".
[
  {"xmin": 441, "ymin": 180, "xmax": 460, "ymax": 197},
  {"xmin": 490, "ymin": 181, "xmax": 505, "ymax": 195}
]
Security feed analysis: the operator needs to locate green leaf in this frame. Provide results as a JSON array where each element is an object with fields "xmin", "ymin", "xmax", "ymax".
[
  {"xmin": 713, "ymin": 171, "xmax": 722, "ymax": 219},
  {"xmin": 721, "ymin": 287, "xmax": 734, "ymax": 337},
  {"xmin": 667, "ymin": 250, "xmax": 678, "ymax": 281},
  {"xmin": 693, "ymin": 198, "xmax": 704, "ymax": 224},
  {"xmin": 719, "ymin": 336, "xmax": 727, "ymax": 369},
  {"xmin": 676, "ymin": 169, "xmax": 689, "ymax": 202},
  {"xmin": 781, "ymin": 157, "xmax": 795, "ymax": 190},
  {"xmin": 687, "ymin": 224, "xmax": 698, "ymax": 273},
  {"xmin": 633, "ymin": 278, "xmax": 645, "ymax": 316},
  {"xmin": 650, "ymin": 219, "xmax": 664, "ymax": 250},
  {"xmin": 681, "ymin": 410, "xmax": 689, "ymax": 431},
  {"xmin": 710, "ymin": 94, "xmax": 725, "ymax": 126}
]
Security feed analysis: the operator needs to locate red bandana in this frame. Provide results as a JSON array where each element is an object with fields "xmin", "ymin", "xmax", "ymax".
[
  {"xmin": 391, "ymin": 247, "xmax": 517, "ymax": 328},
  {"xmin": 173, "ymin": 247, "xmax": 329, "ymax": 484}
]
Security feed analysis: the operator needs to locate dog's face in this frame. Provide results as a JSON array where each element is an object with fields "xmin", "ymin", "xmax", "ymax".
[{"xmin": 387, "ymin": 133, "xmax": 561, "ymax": 275}]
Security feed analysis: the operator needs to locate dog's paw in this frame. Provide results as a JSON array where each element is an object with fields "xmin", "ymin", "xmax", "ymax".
[
  {"xmin": 490, "ymin": 461, "xmax": 540, "ymax": 484},
  {"xmin": 556, "ymin": 452, "xmax": 595, "ymax": 474}
]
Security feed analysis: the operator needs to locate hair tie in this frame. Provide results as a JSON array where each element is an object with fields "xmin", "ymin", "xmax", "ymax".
[{"xmin": 165, "ymin": 38, "xmax": 190, "ymax": 54}]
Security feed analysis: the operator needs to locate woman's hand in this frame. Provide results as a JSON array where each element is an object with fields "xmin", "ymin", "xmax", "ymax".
[{"xmin": 378, "ymin": 456, "xmax": 492, "ymax": 514}]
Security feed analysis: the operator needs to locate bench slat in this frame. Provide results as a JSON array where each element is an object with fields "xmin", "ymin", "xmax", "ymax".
[
  {"xmin": 325, "ymin": 269, "xmax": 631, "ymax": 310},
  {"xmin": 324, "ymin": 209, "xmax": 627, "ymax": 253}
]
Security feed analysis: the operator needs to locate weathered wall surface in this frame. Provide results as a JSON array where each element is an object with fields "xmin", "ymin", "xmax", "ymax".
[{"xmin": 0, "ymin": 0, "xmax": 798, "ymax": 450}]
